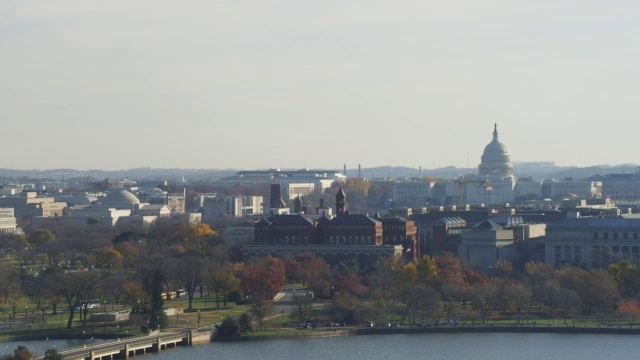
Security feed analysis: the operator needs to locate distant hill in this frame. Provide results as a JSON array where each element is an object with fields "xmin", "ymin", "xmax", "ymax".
[
  {"xmin": 0, "ymin": 163, "xmax": 638, "ymax": 182},
  {"xmin": 351, "ymin": 162, "xmax": 640, "ymax": 181}
]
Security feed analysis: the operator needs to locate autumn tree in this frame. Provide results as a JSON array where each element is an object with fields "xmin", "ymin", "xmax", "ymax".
[
  {"xmin": 608, "ymin": 260, "xmax": 640, "ymax": 298},
  {"xmin": 434, "ymin": 253, "xmax": 467, "ymax": 322},
  {"xmin": 471, "ymin": 281, "xmax": 499, "ymax": 323},
  {"xmin": 329, "ymin": 291, "xmax": 360, "ymax": 325},
  {"xmin": 524, "ymin": 262, "xmax": 553, "ymax": 312},
  {"xmin": 174, "ymin": 256, "xmax": 204, "ymax": 309},
  {"xmin": 55, "ymin": 271, "xmax": 101, "ymax": 328},
  {"xmin": 241, "ymin": 257, "xmax": 285, "ymax": 329},
  {"xmin": 297, "ymin": 253, "xmax": 332, "ymax": 298},
  {"xmin": 618, "ymin": 300, "xmax": 640, "ymax": 325},
  {"xmin": 416, "ymin": 255, "xmax": 438, "ymax": 284}
]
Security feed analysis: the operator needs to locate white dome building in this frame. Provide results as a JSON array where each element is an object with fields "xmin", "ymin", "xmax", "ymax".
[
  {"xmin": 97, "ymin": 188, "xmax": 141, "ymax": 210},
  {"xmin": 464, "ymin": 124, "xmax": 517, "ymax": 205},
  {"xmin": 478, "ymin": 124, "xmax": 513, "ymax": 178}
]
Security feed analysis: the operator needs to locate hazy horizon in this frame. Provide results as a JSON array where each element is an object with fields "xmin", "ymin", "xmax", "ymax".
[{"xmin": 3, "ymin": 1, "xmax": 639, "ymax": 170}]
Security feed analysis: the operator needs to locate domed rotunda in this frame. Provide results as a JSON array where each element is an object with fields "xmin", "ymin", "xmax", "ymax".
[{"xmin": 478, "ymin": 124, "xmax": 513, "ymax": 178}]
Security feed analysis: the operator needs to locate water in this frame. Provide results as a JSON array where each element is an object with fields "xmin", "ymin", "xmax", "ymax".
[
  {"xmin": 7, "ymin": 333, "xmax": 640, "ymax": 359},
  {"xmin": 148, "ymin": 333, "xmax": 640, "ymax": 360},
  {"xmin": 1, "ymin": 339, "xmax": 87, "ymax": 356}
]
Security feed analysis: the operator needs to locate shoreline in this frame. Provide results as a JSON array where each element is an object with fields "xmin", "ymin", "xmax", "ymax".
[
  {"xmin": 5, "ymin": 324, "xmax": 640, "ymax": 344},
  {"xmin": 215, "ymin": 324, "xmax": 640, "ymax": 342}
]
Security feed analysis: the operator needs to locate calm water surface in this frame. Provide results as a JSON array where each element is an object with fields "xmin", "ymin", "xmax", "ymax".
[
  {"xmin": 150, "ymin": 333, "xmax": 639, "ymax": 360},
  {"xmin": 6, "ymin": 333, "xmax": 638, "ymax": 360}
]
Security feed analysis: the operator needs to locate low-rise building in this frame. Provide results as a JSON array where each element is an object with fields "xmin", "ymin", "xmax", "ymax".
[{"xmin": 545, "ymin": 217, "xmax": 640, "ymax": 269}]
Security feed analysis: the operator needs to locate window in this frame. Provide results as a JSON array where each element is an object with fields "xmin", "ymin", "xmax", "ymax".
[
  {"xmin": 624, "ymin": 233, "xmax": 629, "ymax": 240},
  {"xmin": 594, "ymin": 232, "xmax": 599, "ymax": 239},
  {"xmin": 613, "ymin": 233, "xmax": 619, "ymax": 240},
  {"xmin": 604, "ymin": 232, "xmax": 609, "ymax": 239}
]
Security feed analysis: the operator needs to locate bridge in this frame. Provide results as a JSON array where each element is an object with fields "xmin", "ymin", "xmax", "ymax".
[{"xmin": 34, "ymin": 329, "xmax": 214, "ymax": 360}]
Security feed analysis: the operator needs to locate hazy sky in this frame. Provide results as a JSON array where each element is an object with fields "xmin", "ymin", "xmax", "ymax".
[{"xmin": 2, "ymin": 1, "xmax": 640, "ymax": 171}]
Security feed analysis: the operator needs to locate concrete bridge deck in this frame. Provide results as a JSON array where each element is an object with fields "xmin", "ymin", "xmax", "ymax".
[{"xmin": 34, "ymin": 329, "xmax": 214, "ymax": 360}]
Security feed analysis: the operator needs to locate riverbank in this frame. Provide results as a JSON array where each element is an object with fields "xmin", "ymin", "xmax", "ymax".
[
  {"xmin": 216, "ymin": 323, "xmax": 640, "ymax": 342},
  {"xmin": 356, "ymin": 324, "xmax": 640, "ymax": 336}
]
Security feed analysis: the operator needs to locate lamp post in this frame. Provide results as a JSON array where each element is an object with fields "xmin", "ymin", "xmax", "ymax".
[
  {"xmin": 25, "ymin": 306, "xmax": 27, "ymax": 317},
  {"xmin": 83, "ymin": 330, "xmax": 86, "ymax": 347},
  {"xmin": 197, "ymin": 310, "xmax": 201, "ymax": 328},
  {"xmin": 157, "ymin": 316, "xmax": 160, "ymax": 331}
]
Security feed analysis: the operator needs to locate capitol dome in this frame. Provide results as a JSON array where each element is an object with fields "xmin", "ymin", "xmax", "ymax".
[
  {"xmin": 98, "ymin": 188, "xmax": 140, "ymax": 209},
  {"xmin": 478, "ymin": 124, "xmax": 513, "ymax": 177}
]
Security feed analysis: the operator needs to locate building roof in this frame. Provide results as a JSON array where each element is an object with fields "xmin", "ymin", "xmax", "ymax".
[
  {"xmin": 434, "ymin": 216, "xmax": 466, "ymax": 228},
  {"xmin": 410, "ymin": 210, "xmax": 489, "ymax": 225},
  {"xmin": 547, "ymin": 217, "xmax": 640, "ymax": 230},
  {"xmin": 473, "ymin": 219, "xmax": 504, "ymax": 231},
  {"xmin": 375, "ymin": 216, "xmax": 409, "ymax": 224},
  {"xmin": 267, "ymin": 214, "xmax": 315, "ymax": 226},
  {"xmin": 329, "ymin": 214, "xmax": 380, "ymax": 226},
  {"xmin": 99, "ymin": 188, "xmax": 140, "ymax": 208},
  {"xmin": 315, "ymin": 216, "xmax": 331, "ymax": 224}
]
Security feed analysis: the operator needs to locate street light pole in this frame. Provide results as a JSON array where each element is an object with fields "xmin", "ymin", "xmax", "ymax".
[{"xmin": 197, "ymin": 310, "xmax": 201, "ymax": 328}]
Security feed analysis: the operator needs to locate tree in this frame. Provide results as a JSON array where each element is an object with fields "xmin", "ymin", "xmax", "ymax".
[
  {"xmin": 249, "ymin": 298, "xmax": 273, "ymax": 330},
  {"xmin": 524, "ymin": 262, "xmax": 553, "ymax": 312},
  {"xmin": 395, "ymin": 263, "xmax": 418, "ymax": 288},
  {"xmin": 241, "ymin": 257, "xmax": 285, "ymax": 300},
  {"xmin": 297, "ymin": 253, "xmax": 331, "ymax": 298},
  {"xmin": 95, "ymin": 248, "xmax": 123, "ymax": 272},
  {"xmin": 290, "ymin": 294, "xmax": 314, "ymax": 325},
  {"xmin": 238, "ymin": 312, "xmax": 254, "ymax": 334},
  {"xmin": 42, "ymin": 349, "xmax": 63, "ymax": 360},
  {"xmin": 416, "ymin": 255, "xmax": 438, "ymax": 283},
  {"xmin": 216, "ymin": 316, "xmax": 240, "ymax": 337},
  {"xmin": 55, "ymin": 271, "xmax": 101, "ymax": 328},
  {"xmin": 27, "ymin": 229, "xmax": 55, "ymax": 248},
  {"xmin": 434, "ymin": 253, "xmax": 466, "ymax": 322},
  {"xmin": 329, "ymin": 291, "xmax": 360, "ymax": 325},
  {"xmin": 174, "ymin": 256, "xmax": 204, "ymax": 309},
  {"xmin": 618, "ymin": 300, "xmax": 640, "ymax": 325},
  {"xmin": 8, "ymin": 346, "xmax": 32, "ymax": 360},
  {"xmin": 471, "ymin": 281, "xmax": 499, "ymax": 323},
  {"xmin": 122, "ymin": 281, "xmax": 150, "ymax": 313},
  {"xmin": 608, "ymin": 260, "xmax": 640, "ymax": 298},
  {"xmin": 492, "ymin": 259, "xmax": 513, "ymax": 278},
  {"xmin": 241, "ymin": 257, "xmax": 284, "ymax": 329}
]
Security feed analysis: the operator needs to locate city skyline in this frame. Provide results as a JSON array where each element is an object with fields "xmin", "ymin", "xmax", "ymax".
[{"xmin": 2, "ymin": 1, "xmax": 640, "ymax": 170}]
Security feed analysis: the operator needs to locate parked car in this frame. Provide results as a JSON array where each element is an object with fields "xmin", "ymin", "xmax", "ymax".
[
  {"xmin": 366, "ymin": 321, "xmax": 375, "ymax": 327},
  {"xmin": 417, "ymin": 320, "xmax": 430, "ymax": 327}
]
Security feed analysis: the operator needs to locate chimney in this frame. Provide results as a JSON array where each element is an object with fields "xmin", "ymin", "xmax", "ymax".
[{"xmin": 270, "ymin": 184, "xmax": 283, "ymax": 209}]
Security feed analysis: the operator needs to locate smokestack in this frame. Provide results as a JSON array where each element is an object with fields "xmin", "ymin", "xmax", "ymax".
[
  {"xmin": 358, "ymin": 164, "xmax": 361, "ymax": 179},
  {"xmin": 420, "ymin": 166, "xmax": 422, "ymax": 178},
  {"xmin": 343, "ymin": 164, "xmax": 347, "ymax": 178},
  {"xmin": 270, "ymin": 184, "xmax": 284, "ymax": 209}
]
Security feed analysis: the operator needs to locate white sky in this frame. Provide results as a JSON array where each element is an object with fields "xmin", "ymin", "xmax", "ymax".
[{"xmin": 2, "ymin": 0, "xmax": 640, "ymax": 171}]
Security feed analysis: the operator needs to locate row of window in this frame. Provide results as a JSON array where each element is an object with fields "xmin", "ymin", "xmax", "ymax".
[
  {"xmin": 593, "ymin": 232, "xmax": 639, "ymax": 240},
  {"xmin": 329, "ymin": 236, "xmax": 373, "ymax": 245}
]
